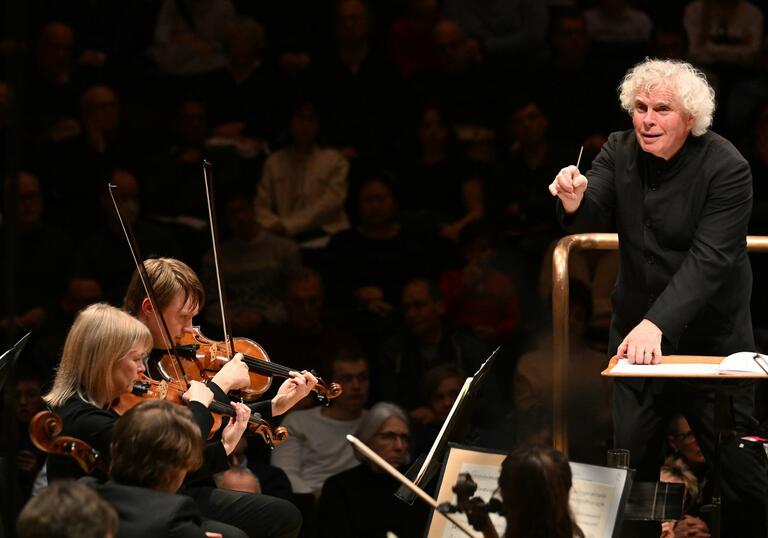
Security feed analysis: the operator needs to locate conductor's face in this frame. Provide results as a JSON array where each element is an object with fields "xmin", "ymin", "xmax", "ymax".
[{"xmin": 632, "ymin": 87, "xmax": 694, "ymax": 161}]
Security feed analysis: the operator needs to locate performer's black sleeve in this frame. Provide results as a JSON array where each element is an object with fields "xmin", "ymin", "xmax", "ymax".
[{"xmin": 645, "ymin": 156, "xmax": 753, "ymax": 346}]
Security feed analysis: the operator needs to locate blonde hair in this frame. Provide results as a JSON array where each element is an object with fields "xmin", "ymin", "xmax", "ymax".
[
  {"xmin": 123, "ymin": 257, "xmax": 204, "ymax": 316},
  {"xmin": 45, "ymin": 303, "xmax": 152, "ymax": 408},
  {"xmin": 618, "ymin": 58, "xmax": 715, "ymax": 136},
  {"xmin": 660, "ymin": 455, "xmax": 701, "ymax": 506}
]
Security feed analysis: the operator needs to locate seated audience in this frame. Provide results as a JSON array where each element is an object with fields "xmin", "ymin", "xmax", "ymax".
[
  {"xmin": 255, "ymin": 99, "xmax": 349, "ymax": 244},
  {"xmin": 377, "ymin": 278, "xmax": 491, "ymax": 422},
  {"xmin": 201, "ymin": 193, "xmax": 301, "ymax": 334},
  {"xmin": 387, "ymin": 0, "xmax": 443, "ymax": 79},
  {"xmin": 317, "ymin": 402, "xmax": 428, "ymax": 537},
  {"xmin": 270, "ymin": 352, "xmax": 370, "ymax": 497},
  {"xmin": 17, "ymin": 480, "xmax": 118, "ymax": 538},
  {"xmin": 439, "ymin": 221, "xmax": 519, "ymax": 343},
  {"xmin": 659, "ymin": 455, "xmax": 710, "ymax": 538},
  {"xmin": 411, "ymin": 364, "xmax": 464, "ymax": 455},
  {"xmin": 152, "ymin": 0, "xmax": 235, "ymax": 76}
]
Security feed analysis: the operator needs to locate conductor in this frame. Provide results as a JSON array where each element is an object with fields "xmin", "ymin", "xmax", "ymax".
[{"xmin": 549, "ymin": 58, "xmax": 768, "ymax": 536}]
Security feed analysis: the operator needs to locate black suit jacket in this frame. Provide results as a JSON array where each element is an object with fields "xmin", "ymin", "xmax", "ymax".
[
  {"xmin": 83, "ymin": 478, "xmax": 208, "ymax": 538},
  {"xmin": 559, "ymin": 130, "xmax": 754, "ymax": 359}
]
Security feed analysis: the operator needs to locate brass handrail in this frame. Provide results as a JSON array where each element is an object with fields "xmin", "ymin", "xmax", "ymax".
[{"xmin": 551, "ymin": 234, "xmax": 768, "ymax": 454}]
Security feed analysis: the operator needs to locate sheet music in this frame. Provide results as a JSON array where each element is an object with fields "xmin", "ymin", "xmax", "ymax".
[
  {"xmin": 610, "ymin": 359, "xmax": 719, "ymax": 376},
  {"xmin": 570, "ymin": 463, "xmax": 629, "ymax": 538}
]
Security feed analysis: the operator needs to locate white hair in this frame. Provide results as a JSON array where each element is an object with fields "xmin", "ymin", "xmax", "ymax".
[
  {"xmin": 618, "ymin": 58, "xmax": 715, "ymax": 136},
  {"xmin": 354, "ymin": 402, "xmax": 409, "ymax": 444}
]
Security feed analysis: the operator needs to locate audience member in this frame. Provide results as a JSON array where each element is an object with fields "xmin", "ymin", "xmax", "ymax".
[
  {"xmin": 683, "ymin": 0, "xmax": 764, "ymax": 69},
  {"xmin": 317, "ymin": 402, "xmax": 428, "ymax": 538},
  {"xmin": 326, "ymin": 174, "xmax": 432, "ymax": 312},
  {"xmin": 17, "ymin": 480, "xmax": 118, "ymax": 538},
  {"xmin": 3, "ymin": 368, "xmax": 47, "ymax": 511},
  {"xmin": 1, "ymin": 171, "xmax": 73, "ymax": 335},
  {"xmin": 410, "ymin": 20, "xmax": 501, "ymax": 136},
  {"xmin": 659, "ymin": 455, "xmax": 710, "ymax": 538},
  {"xmin": 377, "ymin": 278, "xmax": 491, "ymax": 422},
  {"xmin": 584, "ymin": 0, "xmax": 653, "ymax": 47},
  {"xmin": 441, "ymin": 0, "xmax": 548, "ymax": 65},
  {"xmin": 514, "ymin": 280, "xmax": 612, "ymax": 464},
  {"xmin": 152, "ymin": 0, "xmax": 235, "ymax": 77},
  {"xmin": 439, "ymin": 221, "xmax": 519, "ymax": 343},
  {"xmin": 76, "ymin": 167, "xmax": 182, "ymax": 305},
  {"xmin": 313, "ymin": 0, "xmax": 403, "ymax": 160},
  {"xmin": 270, "ymin": 352, "xmax": 369, "ymax": 537},
  {"xmin": 24, "ymin": 21, "xmax": 81, "ymax": 144},
  {"xmin": 204, "ymin": 16, "xmax": 276, "ymax": 154},
  {"xmin": 255, "ymin": 100, "xmax": 350, "ymax": 244},
  {"xmin": 201, "ymin": 194, "xmax": 301, "ymax": 334},
  {"xmin": 215, "ymin": 437, "xmax": 293, "ymax": 501},
  {"xmin": 254, "ymin": 267, "xmax": 359, "ymax": 381},
  {"xmin": 411, "ymin": 364, "xmax": 464, "ymax": 455},
  {"xmin": 270, "ymin": 352, "xmax": 370, "ymax": 497},
  {"xmin": 387, "ymin": 0, "xmax": 443, "ymax": 79}
]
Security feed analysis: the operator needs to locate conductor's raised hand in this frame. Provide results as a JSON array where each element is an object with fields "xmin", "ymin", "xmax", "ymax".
[
  {"xmin": 548, "ymin": 165, "xmax": 588, "ymax": 214},
  {"xmin": 617, "ymin": 319, "xmax": 662, "ymax": 365}
]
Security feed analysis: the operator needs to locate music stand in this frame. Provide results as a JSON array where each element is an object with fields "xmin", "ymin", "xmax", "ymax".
[
  {"xmin": 396, "ymin": 347, "xmax": 501, "ymax": 505},
  {"xmin": 602, "ymin": 354, "xmax": 768, "ymax": 538}
]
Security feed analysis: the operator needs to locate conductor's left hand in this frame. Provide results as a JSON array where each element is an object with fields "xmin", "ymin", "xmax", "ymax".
[{"xmin": 617, "ymin": 319, "xmax": 662, "ymax": 364}]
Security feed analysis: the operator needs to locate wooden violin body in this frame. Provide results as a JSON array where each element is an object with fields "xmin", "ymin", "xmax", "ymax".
[{"xmin": 164, "ymin": 326, "xmax": 343, "ymax": 405}]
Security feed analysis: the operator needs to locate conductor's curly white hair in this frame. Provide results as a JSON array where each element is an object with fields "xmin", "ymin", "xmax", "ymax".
[{"xmin": 619, "ymin": 58, "xmax": 716, "ymax": 137}]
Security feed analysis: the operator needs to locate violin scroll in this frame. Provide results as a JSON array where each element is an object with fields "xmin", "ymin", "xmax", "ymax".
[{"xmin": 29, "ymin": 410, "xmax": 108, "ymax": 475}]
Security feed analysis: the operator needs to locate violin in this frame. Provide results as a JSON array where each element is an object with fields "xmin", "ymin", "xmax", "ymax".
[
  {"xmin": 29, "ymin": 410, "xmax": 108, "ymax": 475},
  {"xmin": 111, "ymin": 374, "xmax": 288, "ymax": 449},
  {"xmin": 165, "ymin": 326, "xmax": 342, "ymax": 405}
]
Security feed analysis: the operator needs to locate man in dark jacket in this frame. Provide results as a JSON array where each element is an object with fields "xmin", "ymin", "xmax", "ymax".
[{"xmin": 550, "ymin": 58, "xmax": 767, "ymax": 536}]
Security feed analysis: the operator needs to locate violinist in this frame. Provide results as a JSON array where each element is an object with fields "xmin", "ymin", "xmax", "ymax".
[
  {"xmin": 43, "ymin": 303, "xmax": 300, "ymax": 538},
  {"xmin": 123, "ymin": 257, "xmax": 316, "ymax": 536},
  {"xmin": 122, "ymin": 257, "xmax": 319, "ymax": 418}
]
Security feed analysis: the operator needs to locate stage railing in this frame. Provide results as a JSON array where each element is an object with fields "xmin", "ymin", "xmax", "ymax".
[{"xmin": 551, "ymin": 234, "xmax": 768, "ymax": 454}]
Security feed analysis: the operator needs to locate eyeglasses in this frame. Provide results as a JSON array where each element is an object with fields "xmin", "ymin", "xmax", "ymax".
[
  {"xmin": 673, "ymin": 430, "xmax": 695, "ymax": 442},
  {"xmin": 375, "ymin": 431, "xmax": 410, "ymax": 444}
]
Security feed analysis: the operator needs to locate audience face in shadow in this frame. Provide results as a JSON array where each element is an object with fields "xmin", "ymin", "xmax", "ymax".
[
  {"xmin": 368, "ymin": 415, "xmax": 410, "ymax": 469},
  {"xmin": 285, "ymin": 271, "xmax": 324, "ymax": 332},
  {"xmin": 666, "ymin": 415, "xmax": 706, "ymax": 467},
  {"xmin": 329, "ymin": 358, "xmax": 370, "ymax": 416},
  {"xmin": 402, "ymin": 279, "xmax": 444, "ymax": 341},
  {"xmin": 37, "ymin": 22, "xmax": 74, "ymax": 84}
]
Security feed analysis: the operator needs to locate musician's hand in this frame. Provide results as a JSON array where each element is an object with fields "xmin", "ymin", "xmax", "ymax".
[
  {"xmin": 221, "ymin": 402, "xmax": 250, "ymax": 455},
  {"xmin": 617, "ymin": 319, "xmax": 662, "ymax": 365},
  {"xmin": 673, "ymin": 516, "xmax": 710, "ymax": 538},
  {"xmin": 212, "ymin": 353, "xmax": 250, "ymax": 392},
  {"xmin": 271, "ymin": 371, "xmax": 318, "ymax": 416},
  {"xmin": 205, "ymin": 533, "xmax": 223, "ymax": 538},
  {"xmin": 549, "ymin": 165, "xmax": 588, "ymax": 214},
  {"xmin": 661, "ymin": 521, "xmax": 675, "ymax": 538},
  {"xmin": 183, "ymin": 380, "xmax": 214, "ymax": 408}
]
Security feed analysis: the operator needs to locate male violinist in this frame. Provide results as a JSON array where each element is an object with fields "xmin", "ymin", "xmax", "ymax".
[{"xmin": 123, "ymin": 256, "xmax": 317, "ymax": 538}]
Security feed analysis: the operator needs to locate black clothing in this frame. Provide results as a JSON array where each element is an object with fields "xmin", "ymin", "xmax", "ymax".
[
  {"xmin": 558, "ymin": 129, "xmax": 767, "ymax": 536},
  {"xmin": 83, "ymin": 478, "xmax": 211, "ymax": 538},
  {"xmin": 48, "ymin": 393, "xmax": 299, "ymax": 538},
  {"xmin": 46, "ymin": 395, "xmax": 227, "ymax": 483},
  {"xmin": 560, "ymin": 130, "xmax": 754, "ymax": 356},
  {"xmin": 317, "ymin": 464, "xmax": 428, "ymax": 538}
]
